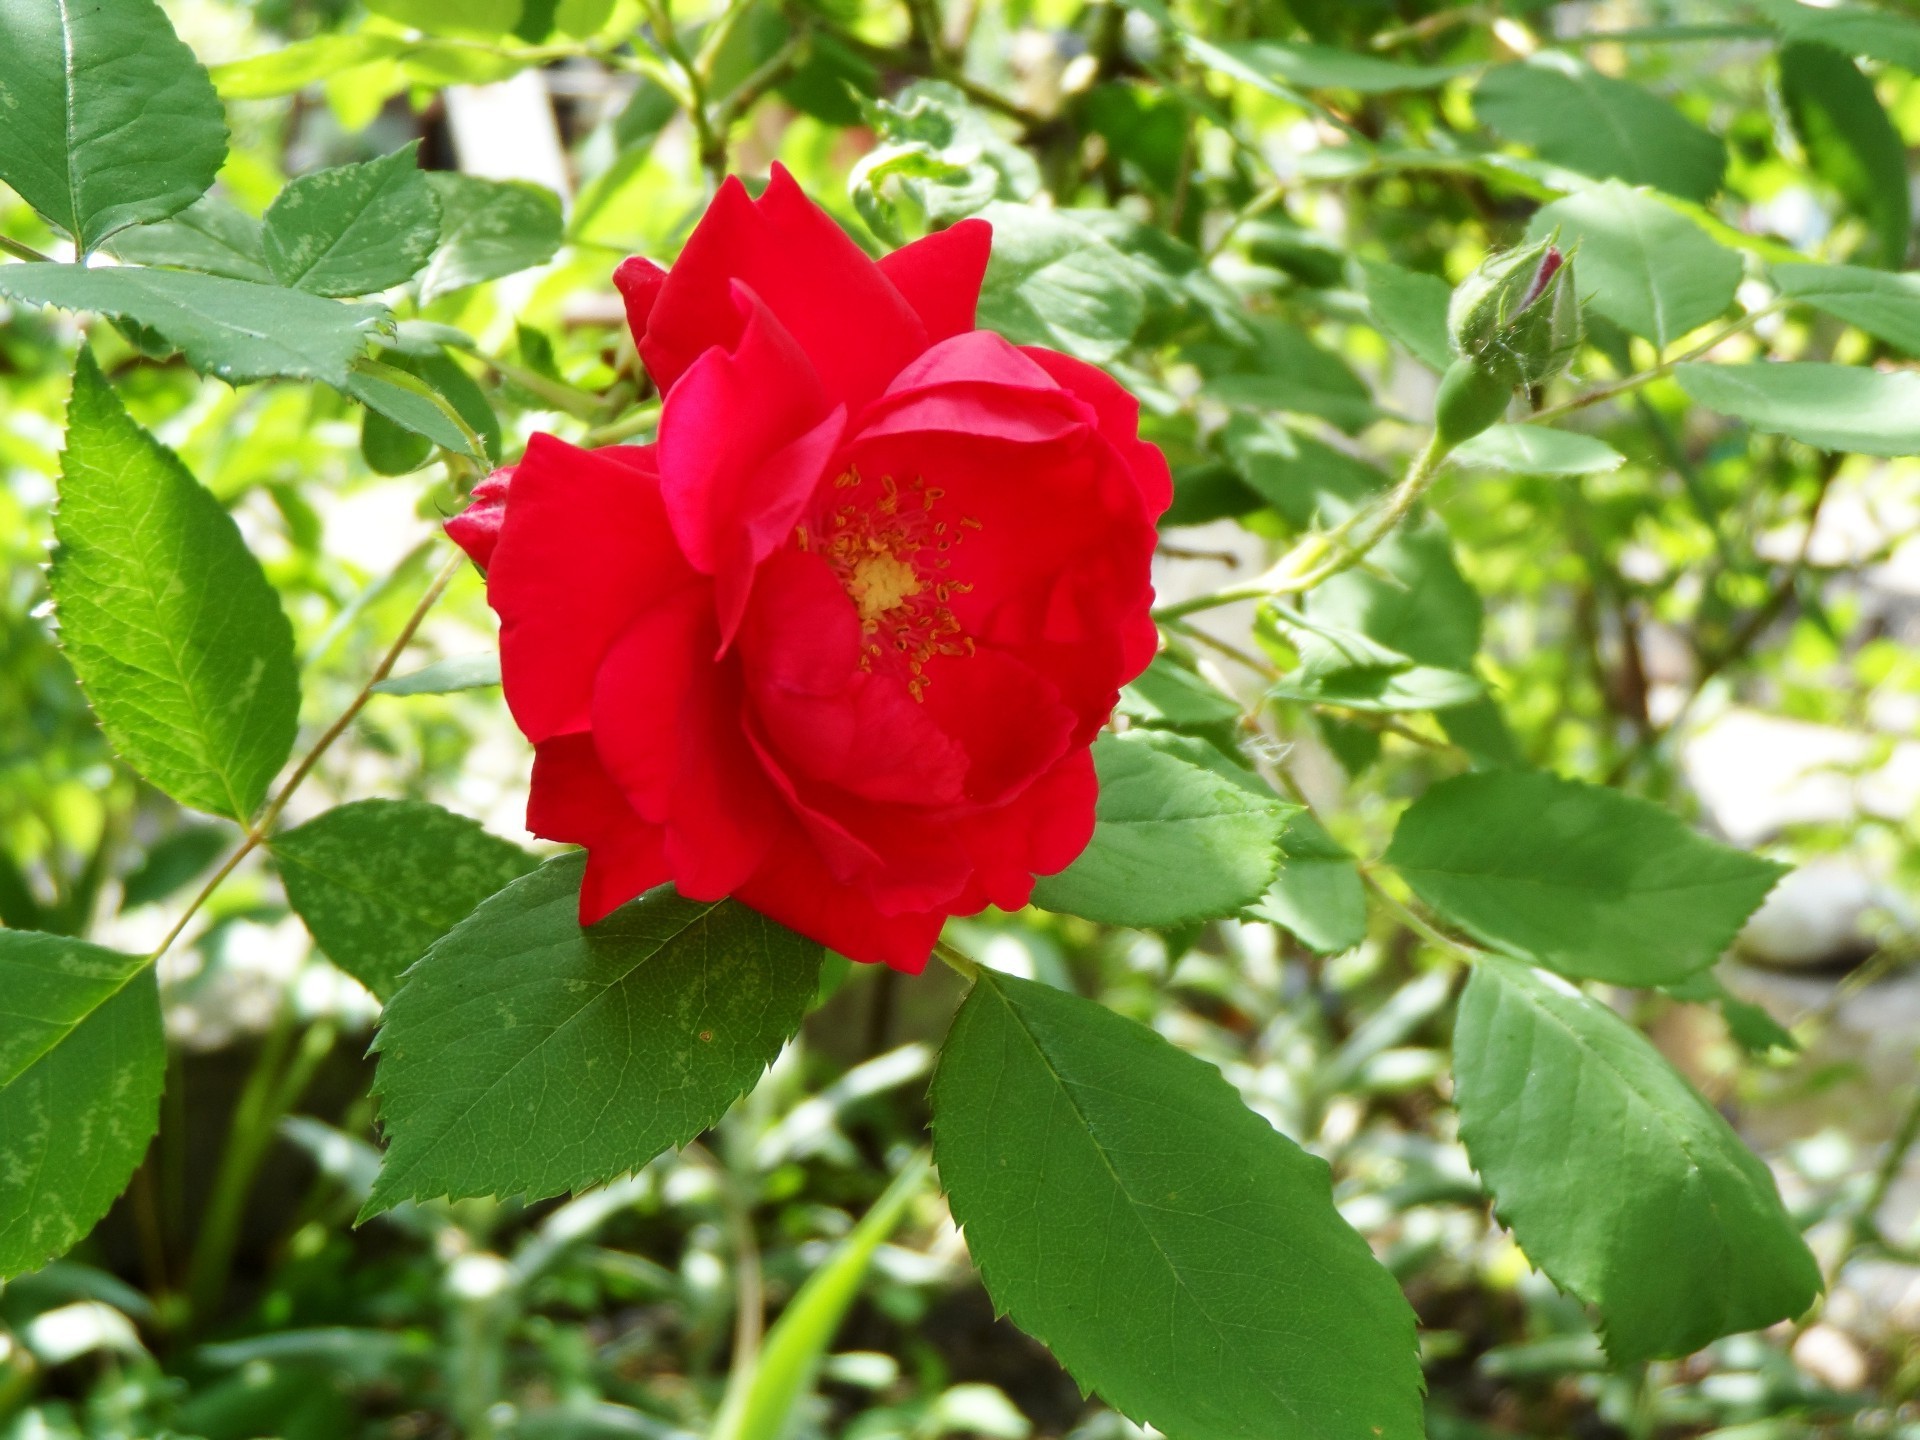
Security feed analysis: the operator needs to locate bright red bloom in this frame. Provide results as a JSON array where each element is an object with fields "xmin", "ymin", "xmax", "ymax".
[{"xmin": 447, "ymin": 166, "xmax": 1170, "ymax": 970}]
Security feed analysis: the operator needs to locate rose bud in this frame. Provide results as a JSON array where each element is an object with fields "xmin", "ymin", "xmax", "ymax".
[
  {"xmin": 1446, "ymin": 237, "xmax": 1584, "ymax": 388},
  {"xmin": 446, "ymin": 166, "xmax": 1170, "ymax": 972}
]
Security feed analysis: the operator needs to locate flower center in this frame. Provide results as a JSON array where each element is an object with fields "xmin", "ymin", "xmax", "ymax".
[{"xmin": 797, "ymin": 469, "xmax": 980, "ymax": 701}]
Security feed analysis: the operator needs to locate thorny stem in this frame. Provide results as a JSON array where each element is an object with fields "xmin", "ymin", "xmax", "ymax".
[{"xmin": 1529, "ymin": 302, "xmax": 1785, "ymax": 424}]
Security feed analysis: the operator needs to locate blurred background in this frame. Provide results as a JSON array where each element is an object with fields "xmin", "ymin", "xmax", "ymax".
[{"xmin": 4, "ymin": 0, "xmax": 1920, "ymax": 1435}]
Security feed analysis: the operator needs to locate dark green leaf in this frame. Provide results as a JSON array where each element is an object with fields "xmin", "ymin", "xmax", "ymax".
[
  {"xmin": 1454, "ymin": 956, "xmax": 1821, "ymax": 1359},
  {"xmin": 263, "ymin": 142, "xmax": 443, "ymax": 297},
  {"xmin": 107, "ymin": 195, "xmax": 272, "ymax": 283},
  {"xmin": 273, "ymin": 800, "xmax": 537, "ymax": 1001},
  {"xmin": 0, "ymin": 964, "xmax": 163, "ymax": 1280},
  {"xmin": 1779, "ymin": 43, "xmax": 1911, "ymax": 267},
  {"xmin": 418, "ymin": 174, "xmax": 564, "ymax": 304},
  {"xmin": 1776, "ymin": 261, "xmax": 1920, "ymax": 354},
  {"xmin": 0, "ymin": 264, "xmax": 387, "ymax": 386},
  {"xmin": 1304, "ymin": 514, "xmax": 1482, "ymax": 674},
  {"xmin": 1205, "ymin": 318, "xmax": 1376, "ymax": 432},
  {"xmin": 1224, "ymin": 421, "xmax": 1385, "ymax": 528},
  {"xmin": 1676, "ymin": 361, "xmax": 1920, "ymax": 456},
  {"xmin": 0, "ymin": 0, "xmax": 227, "ymax": 251},
  {"xmin": 1362, "ymin": 259, "xmax": 1454, "ymax": 371},
  {"xmin": 120, "ymin": 825, "xmax": 229, "ymax": 910},
  {"xmin": 1475, "ymin": 57, "xmax": 1725, "ymax": 202},
  {"xmin": 1117, "ymin": 656, "xmax": 1242, "ymax": 733},
  {"xmin": 1385, "ymin": 770, "xmax": 1786, "ymax": 986},
  {"xmin": 366, "ymin": 855, "xmax": 823, "ymax": 1213},
  {"xmin": 932, "ymin": 969, "xmax": 1423, "ymax": 1440},
  {"xmin": 1530, "ymin": 182, "xmax": 1742, "ymax": 348},
  {"xmin": 1752, "ymin": 0, "xmax": 1920, "ymax": 70},
  {"xmin": 51, "ymin": 352, "xmax": 300, "ymax": 821},
  {"xmin": 1249, "ymin": 812, "xmax": 1367, "ymax": 954},
  {"xmin": 975, "ymin": 203, "xmax": 1146, "ymax": 363},
  {"xmin": 1030, "ymin": 731, "xmax": 1291, "ymax": 928},
  {"xmin": 0, "ymin": 930, "xmax": 151, "ymax": 1089}
]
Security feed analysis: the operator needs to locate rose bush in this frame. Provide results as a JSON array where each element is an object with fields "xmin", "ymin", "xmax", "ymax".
[{"xmin": 447, "ymin": 166, "xmax": 1170, "ymax": 969}]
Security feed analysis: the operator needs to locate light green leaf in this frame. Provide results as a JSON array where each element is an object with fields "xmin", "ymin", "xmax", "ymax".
[
  {"xmin": 1362, "ymin": 259, "xmax": 1454, "ymax": 371},
  {"xmin": 0, "ymin": 265, "xmax": 387, "ymax": 386},
  {"xmin": 1304, "ymin": 514, "xmax": 1482, "ymax": 675},
  {"xmin": 263, "ymin": 142, "xmax": 443, "ymax": 297},
  {"xmin": 1249, "ymin": 812, "xmax": 1367, "ymax": 955},
  {"xmin": 107, "ymin": 195, "xmax": 272, "ymax": 283},
  {"xmin": 1475, "ymin": 56, "xmax": 1725, "ymax": 202},
  {"xmin": 1454, "ymin": 956, "xmax": 1822, "ymax": 1360},
  {"xmin": 1117, "ymin": 655, "xmax": 1241, "ymax": 733},
  {"xmin": 417, "ymin": 174, "xmax": 564, "ymax": 303},
  {"xmin": 0, "ymin": 930, "xmax": 151, "ymax": 1089},
  {"xmin": 974, "ymin": 202, "xmax": 1145, "ymax": 364},
  {"xmin": 365, "ymin": 855, "xmax": 823, "ymax": 1213},
  {"xmin": 1205, "ymin": 318, "xmax": 1376, "ymax": 432},
  {"xmin": 1204, "ymin": 38, "xmax": 1466, "ymax": 94},
  {"xmin": 932, "ymin": 969, "xmax": 1423, "ymax": 1440},
  {"xmin": 0, "ymin": 964, "xmax": 164, "ymax": 1280},
  {"xmin": 1751, "ymin": 0, "xmax": 1920, "ymax": 75},
  {"xmin": 1224, "ymin": 421, "xmax": 1385, "ymax": 528},
  {"xmin": 1530, "ymin": 182, "xmax": 1742, "ymax": 348},
  {"xmin": 0, "ymin": 0, "xmax": 227, "ymax": 252},
  {"xmin": 1453, "ymin": 423, "xmax": 1626, "ymax": 475},
  {"xmin": 366, "ymin": 0, "xmax": 521, "ymax": 37},
  {"xmin": 1384, "ymin": 770, "xmax": 1786, "ymax": 986},
  {"xmin": 1030, "ymin": 731, "xmax": 1292, "ymax": 929},
  {"xmin": 1776, "ymin": 262, "xmax": 1920, "ymax": 354},
  {"xmin": 342, "ymin": 359, "xmax": 487, "ymax": 461},
  {"xmin": 371, "ymin": 653, "xmax": 502, "ymax": 696},
  {"xmin": 272, "ymin": 800, "xmax": 537, "ymax": 1002},
  {"xmin": 1270, "ymin": 664, "xmax": 1484, "ymax": 713},
  {"xmin": 1779, "ymin": 43, "xmax": 1911, "ymax": 268},
  {"xmin": 1676, "ymin": 361, "xmax": 1920, "ymax": 456},
  {"xmin": 210, "ymin": 33, "xmax": 407, "ymax": 99},
  {"xmin": 50, "ymin": 352, "xmax": 300, "ymax": 821}
]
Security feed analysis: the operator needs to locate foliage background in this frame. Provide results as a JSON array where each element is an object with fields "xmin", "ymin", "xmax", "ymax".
[{"xmin": 3, "ymin": 0, "xmax": 1920, "ymax": 1436}]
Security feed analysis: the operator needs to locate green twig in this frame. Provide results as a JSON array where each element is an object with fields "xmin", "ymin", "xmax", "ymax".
[{"xmin": 0, "ymin": 234, "xmax": 55, "ymax": 264}]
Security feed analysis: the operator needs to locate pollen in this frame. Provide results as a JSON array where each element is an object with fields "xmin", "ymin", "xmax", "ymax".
[{"xmin": 797, "ymin": 468, "xmax": 980, "ymax": 700}]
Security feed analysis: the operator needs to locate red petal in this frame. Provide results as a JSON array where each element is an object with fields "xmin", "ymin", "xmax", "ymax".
[
  {"xmin": 487, "ymin": 436, "xmax": 693, "ymax": 744},
  {"xmin": 640, "ymin": 165, "xmax": 928, "ymax": 408},
  {"xmin": 527, "ymin": 735, "xmax": 672, "ymax": 925},
  {"xmin": 921, "ymin": 644, "xmax": 1075, "ymax": 806},
  {"xmin": 956, "ymin": 746, "xmax": 1098, "ymax": 911},
  {"xmin": 445, "ymin": 466, "xmax": 514, "ymax": 570},
  {"xmin": 876, "ymin": 218, "xmax": 992, "ymax": 345},
  {"xmin": 734, "ymin": 845, "xmax": 949, "ymax": 972},
  {"xmin": 613, "ymin": 256, "xmax": 668, "ymax": 349},
  {"xmin": 1020, "ymin": 346, "xmax": 1173, "ymax": 517}
]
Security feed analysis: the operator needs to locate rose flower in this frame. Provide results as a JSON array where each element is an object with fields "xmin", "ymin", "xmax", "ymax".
[{"xmin": 447, "ymin": 167, "xmax": 1170, "ymax": 970}]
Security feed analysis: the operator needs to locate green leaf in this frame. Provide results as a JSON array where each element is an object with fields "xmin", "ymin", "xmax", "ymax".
[
  {"xmin": 1361, "ymin": 259, "xmax": 1454, "ymax": 371},
  {"xmin": 931, "ymin": 969, "xmax": 1423, "ymax": 1440},
  {"xmin": 1475, "ymin": 57, "xmax": 1725, "ymax": 202},
  {"xmin": 1224, "ymin": 420, "xmax": 1385, "ymax": 528},
  {"xmin": 50, "ymin": 352, "xmax": 300, "ymax": 821},
  {"xmin": 1454, "ymin": 956, "xmax": 1821, "ymax": 1360},
  {"xmin": 417, "ymin": 174, "xmax": 564, "ymax": 304},
  {"xmin": 365, "ymin": 855, "xmax": 824, "ymax": 1213},
  {"xmin": 210, "ymin": 33, "xmax": 407, "ymax": 99},
  {"xmin": 1204, "ymin": 38, "xmax": 1466, "ymax": 94},
  {"xmin": 0, "ymin": 265, "xmax": 387, "ymax": 386},
  {"xmin": 0, "ymin": 930, "xmax": 152, "ymax": 1089},
  {"xmin": 1205, "ymin": 318, "xmax": 1376, "ymax": 432},
  {"xmin": 1030, "ymin": 731, "xmax": 1292, "ymax": 929},
  {"xmin": 263, "ymin": 142, "xmax": 443, "ymax": 297},
  {"xmin": 370, "ymin": 653, "xmax": 502, "ymax": 696},
  {"xmin": 366, "ymin": 0, "xmax": 522, "ymax": 36},
  {"xmin": 107, "ymin": 195, "xmax": 272, "ymax": 283},
  {"xmin": 1117, "ymin": 655, "xmax": 1242, "ymax": 733},
  {"xmin": 1384, "ymin": 770, "xmax": 1786, "ymax": 986},
  {"xmin": 974, "ymin": 202, "xmax": 1146, "ymax": 364},
  {"xmin": 0, "ymin": 962, "xmax": 163, "ymax": 1280},
  {"xmin": 1776, "ymin": 261, "xmax": 1920, "ymax": 354},
  {"xmin": 1452, "ymin": 423, "xmax": 1625, "ymax": 475},
  {"xmin": 1751, "ymin": 0, "xmax": 1920, "ymax": 70},
  {"xmin": 272, "ymin": 800, "xmax": 537, "ymax": 1002},
  {"xmin": 1530, "ymin": 182, "xmax": 1742, "ymax": 348},
  {"xmin": 1676, "ymin": 361, "xmax": 1920, "ymax": 456},
  {"xmin": 342, "ymin": 356, "xmax": 493, "ymax": 463},
  {"xmin": 1271, "ymin": 664, "xmax": 1484, "ymax": 713},
  {"xmin": 0, "ymin": 0, "xmax": 227, "ymax": 252},
  {"xmin": 1303, "ymin": 514, "xmax": 1482, "ymax": 674},
  {"xmin": 1249, "ymin": 812, "xmax": 1367, "ymax": 955},
  {"xmin": 1779, "ymin": 43, "xmax": 1911, "ymax": 268}
]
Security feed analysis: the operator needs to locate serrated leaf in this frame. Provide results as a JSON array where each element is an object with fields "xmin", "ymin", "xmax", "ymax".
[
  {"xmin": 974, "ymin": 202, "xmax": 1146, "ymax": 363},
  {"xmin": 273, "ymin": 800, "xmax": 537, "ymax": 1001},
  {"xmin": 1030, "ymin": 731, "xmax": 1291, "ymax": 929},
  {"xmin": 1779, "ymin": 43, "xmax": 1911, "ymax": 268},
  {"xmin": 341, "ymin": 357, "xmax": 490, "ymax": 462},
  {"xmin": 263, "ymin": 142, "xmax": 443, "ymax": 297},
  {"xmin": 0, "ymin": 930, "xmax": 151, "ymax": 1089},
  {"xmin": 1249, "ymin": 812, "xmax": 1367, "ymax": 955},
  {"xmin": 1454, "ymin": 956, "xmax": 1821, "ymax": 1360},
  {"xmin": 0, "ymin": 962, "xmax": 163, "ymax": 1280},
  {"xmin": 1385, "ymin": 770, "xmax": 1785, "ymax": 986},
  {"xmin": 1676, "ymin": 361, "xmax": 1920, "ymax": 456},
  {"xmin": 1529, "ymin": 182, "xmax": 1742, "ymax": 348},
  {"xmin": 50, "ymin": 352, "xmax": 300, "ymax": 821},
  {"xmin": 107, "ymin": 195, "xmax": 272, "ymax": 283},
  {"xmin": 0, "ymin": 0, "xmax": 227, "ymax": 252},
  {"xmin": 1361, "ymin": 259, "xmax": 1454, "ymax": 371},
  {"xmin": 0, "ymin": 265, "xmax": 387, "ymax": 386},
  {"xmin": 370, "ymin": 653, "xmax": 502, "ymax": 696},
  {"xmin": 932, "ymin": 968, "xmax": 1423, "ymax": 1440},
  {"xmin": 1452, "ymin": 423, "xmax": 1625, "ymax": 475},
  {"xmin": 1475, "ymin": 56, "xmax": 1725, "ymax": 202},
  {"xmin": 1776, "ymin": 262, "xmax": 1920, "ymax": 354},
  {"xmin": 1117, "ymin": 655, "xmax": 1241, "ymax": 733},
  {"xmin": 365, "ymin": 855, "xmax": 823, "ymax": 1213},
  {"xmin": 417, "ymin": 174, "xmax": 564, "ymax": 303}
]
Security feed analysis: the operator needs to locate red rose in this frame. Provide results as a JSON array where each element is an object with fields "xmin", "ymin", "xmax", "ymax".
[{"xmin": 447, "ymin": 166, "xmax": 1170, "ymax": 970}]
